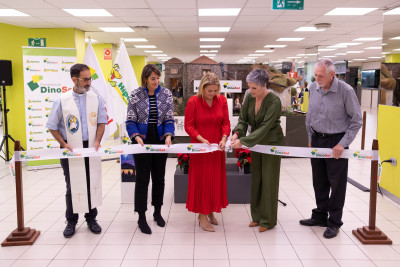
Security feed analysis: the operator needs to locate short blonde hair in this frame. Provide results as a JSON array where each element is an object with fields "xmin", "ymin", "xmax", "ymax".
[{"xmin": 197, "ymin": 73, "xmax": 220, "ymax": 98}]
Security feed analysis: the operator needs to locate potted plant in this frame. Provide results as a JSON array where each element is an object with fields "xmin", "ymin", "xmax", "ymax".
[
  {"xmin": 177, "ymin": 153, "xmax": 189, "ymax": 174},
  {"xmin": 234, "ymin": 148, "xmax": 251, "ymax": 174}
]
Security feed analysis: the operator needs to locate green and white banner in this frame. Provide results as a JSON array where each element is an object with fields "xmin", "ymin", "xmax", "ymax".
[{"xmin": 22, "ymin": 47, "xmax": 77, "ymax": 167}]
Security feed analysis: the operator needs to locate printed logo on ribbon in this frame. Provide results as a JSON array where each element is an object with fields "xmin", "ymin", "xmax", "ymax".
[
  {"xmin": 186, "ymin": 144, "xmax": 206, "ymax": 152},
  {"xmin": 104, "ymin": 147, "xmax": 124, "ymax": 154},
  {"xmin": 20, "ymin": 152, "xmax": 40, "ymax": 160},
  {"xmin": 145, "ymin": 145, "xmax": 166, "ymax": 152},
  {"xmin": 269, "ymin": 147, "xmax": 289, "ymax": 156},
  {"xmin": 353, "ymin": 151, "xmax": 372, "ymax": 160},
  {"xmin": 62, "ymin": 150, "xmax": 82, "ymax": 157},
  {"xmin": 122, "ymin": 137, "xmax": 131, "ymax": 144},
  {"xmin": 66, "ymin": 114, "xmax": 79, "ymax": 134},
  {"xmin": 311, "ymin": 149, "xmax": 331, "ymax": 158}
]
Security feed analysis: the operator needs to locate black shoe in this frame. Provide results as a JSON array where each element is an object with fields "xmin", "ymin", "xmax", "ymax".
[
  {"xmin": 138, "ymin": 219, "xmax": 152, "ymax": 234},
  {"xmin": 299, "ymin": 218, "xmax": 328, "ymax": 227},
  {"xmin": 153, "ymin": 213, "xmax": 166, "ymax": 227},
  {"xmin": 87, "ymin": 220, "xmax": 102, "ymax": 234},
  {"xmin": 323, "ymin": 226, "xmax": 339, "ymax": 239},
  {"xmin": 63, "ymin": 221, "xmax": 76, "ymax": 238}
]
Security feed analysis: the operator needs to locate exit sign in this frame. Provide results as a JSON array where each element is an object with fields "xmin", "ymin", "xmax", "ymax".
[
  {"xmin": 28, "ymin": 38, "xmax": 46, "ymax": 47},
  {"xmin": 272, "ymin": 0, "xmax": 304, "ymax": 10}
]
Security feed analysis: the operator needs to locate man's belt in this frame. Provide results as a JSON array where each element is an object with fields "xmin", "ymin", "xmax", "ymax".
[{"xmin": 313, "ymin": 131, "xmax": 345, "ymax": 138}]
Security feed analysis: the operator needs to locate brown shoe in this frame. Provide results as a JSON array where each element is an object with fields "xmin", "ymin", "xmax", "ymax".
[
  {"xmin": 208, "ymin": 213, "xmax": 218, "ymax": 225},
  {"xmin": 249, "ymin": 222, "xmax": 259, "ymax": 227},
  {"xmin": 198, "ymin": 214, "xmax": 215, "ymax": 232},
  {"xmin": 259, "ymin": 226, "xmax": 268, "ymax": 233}
]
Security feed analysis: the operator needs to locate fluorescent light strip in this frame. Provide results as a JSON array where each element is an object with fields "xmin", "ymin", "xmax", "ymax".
[
  {"xmin": 324, "ymin": 56, "xmax": 337, "ymax": 58},
  {"xmin": 123, "ymin": 38, "xmax": 148, "ymax": 42},
  {"xmin": 319, "ymin": 49, "xmax": 337, "ymax": 51},
  {"xmin": 335, "ymin": 42, "xmax": 362, "ymax": 46},
  {"xmin": 200, "ymin": 45, "xmax": 221, "ymax": 48},
  {"xmin": 287, "ymin": 57, "xmax": 301, "ymax": 59},
  {"xmin": 393, "ymin": 49, "xmax": 400, "ymax": 51},
  {"xmin": 200, "ymin": 38, "xmax": 225, "ymax": 42},
  {"xmin": 63, "ymin": 9, "xmax": 112, "ymax": 16},
  {"xmin": 390, "ymin": 36, "xmax": 400, "ymax": 40},
  {"xmin": 248, "ymin": 54, "xmax": 265, "ymax": 57},
  {"xmin": 100, "ymin": 27, "xmax": 134, "ymax": 32},
  {"xmin": 200, "ymin": 54, "xmax": 216, "ymax": 57},
  {"xmin": 198, "ymin": 8, "xmax": 241, "ymax": 16},
  {"xmin": 346, "ymin": 51, "xmax": 364, "ymax": 54},
  {"xmin": 151, "ymin": 54, "xmax": 168, "ymax": 56},
  {"xmin": 384, "ymin": 7, "xmax": 400, "ymax": 15},
  {"xmin": 144, "ymin": 50, "xmax": 163, "ymax": 53},
  {"xmin": 0, "ymin": 9, "xmax": 29, "ymax": 16},
  {"xmin": 200, "ymin": 50, "xmax": 218, "ymax": 53},
  {"xmin": 325, "ymin": 8, "xmax": 378, "ymax": 16},
  {"xmin": 276, "ymin": 38, "xmax": 304, "ymax": 41},
  {"xmin": 135, "ymin": 45, "xmax": 157, "ymax": 48},
  {"xmin": 368, "ymin": 57, "xmax": 382, "ymax": 59},
  {"xmin": 353, "ymin": 59, "xmax": 367, "ymax": 61},
  {"xmin": 264, "ymin": 45, "xmax": 287, "ymax": 48},
  {"xmin": 199, "ymin": 27, "xmax": 230, "ymax": 32},
  {"xmin": 244, "ymin": 57, "xmax": 257, "ymax": 59},
  {"xmin": 255, "ymin": 50, "xmax": 274, "ymax": 53},
  {"xmin": 353, "ymin": 37, "xmax": 381, "ymax": 41},
  {"xmin": 365, "ymin": 47, "xmax": 382, "ymax": 50}
]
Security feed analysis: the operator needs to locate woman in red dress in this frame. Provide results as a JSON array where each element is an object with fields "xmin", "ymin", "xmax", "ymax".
[{"xmin": 184, "ymin": 73, "xmax": 231, "ymax": 232}]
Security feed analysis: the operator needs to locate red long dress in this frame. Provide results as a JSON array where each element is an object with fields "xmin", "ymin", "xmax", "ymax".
[{"xmin": 184, "ymin": 95, "xmax": 231, "ymax": 214}]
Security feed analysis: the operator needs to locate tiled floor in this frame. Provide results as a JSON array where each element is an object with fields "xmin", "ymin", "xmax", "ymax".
[{"xmin": 1, "ymin": 107, "xmax": 400, "ymax": 267}]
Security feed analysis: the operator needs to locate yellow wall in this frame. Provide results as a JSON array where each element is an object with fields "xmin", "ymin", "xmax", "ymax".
[
  {"xmin": 377, "ymin": 105, "xmax": 400, "ymax": 198},
  {"xmin": 0, "ymin": 23, "xmax": 81, "ymax": 155},
  {"xmin": 385, "ymin": 54, "xmax": 400, "ymax": 63},
  {"xmin": 130, "ymin": 56, "xmax": 146, "ymax": 86}
]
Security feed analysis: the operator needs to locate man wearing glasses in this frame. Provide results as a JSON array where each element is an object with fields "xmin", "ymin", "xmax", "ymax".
[{"xmin": 46, "ymin": 64, "xmax": 107, "ymax": 238}]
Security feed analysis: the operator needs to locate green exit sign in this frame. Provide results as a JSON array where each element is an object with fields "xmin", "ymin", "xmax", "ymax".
[
  {"xmin": 272, "ymin": 0, "xmax": 304, "ymax": 10},
  {"xmin": 28, "ymin": 38, "xmax": 46, "ymax": 47}
]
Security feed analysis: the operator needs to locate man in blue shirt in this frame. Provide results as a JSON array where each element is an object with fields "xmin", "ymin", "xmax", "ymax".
[{"xmin": 47, "ymin": 64, "xmax": 107, "ymax": 238}]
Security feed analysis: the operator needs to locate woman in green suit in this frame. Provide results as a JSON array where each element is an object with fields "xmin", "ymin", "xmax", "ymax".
[{"xmin": 230, "ymin": 68, "xmax": 283, "ymax": 232}]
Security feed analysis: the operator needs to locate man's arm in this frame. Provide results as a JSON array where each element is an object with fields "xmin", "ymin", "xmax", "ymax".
[
  {"xmin": 49, "ymin": 129, "xmax": 73, "ymax": 152},
  {"xmin": 94, "ymin": 123, "xmax": 105, "ymax": 151}
]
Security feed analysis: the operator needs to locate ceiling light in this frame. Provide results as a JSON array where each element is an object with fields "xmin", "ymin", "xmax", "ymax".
[
  {"xmin": 287, "ymin": 57, "xmax": 301, "ymax": 59},
  {"xmin": 200, "ymin": 50, "xmax": 218, "ymax": 53},
  {"xmin": 384, "ymin": 7, "xmax": 400, "ymax": 15},
  {"xmin": 255, "ymin": 50, "xmax": 274, "ymax": 53},
  {"xmin": 382, "ymin": 52, "xmax": 390, "ymax": 54},
  {"xmin": 390, "ymin": 36, "xmax": 400, "ymax": 40},
  {"xmin": 100, "ymin": 27, "xmax": 134, "ymax": 32},
  {"xmin": 201, "ymin": 54, "xmax": 216, "ymax": 57},
  {"xmin": 63, "ymin": 9, "xmax": 112, "ymax": 16},
  {"xmin": 199, "ymin": 8, "xmax": 241, "ymax": 16},
  {"xmin": 324, "ymin": 56, "xmax": 337, "ymax": 58},
  {"xmin": 158, "ymin": 57, "xmax": 170, "ymax": 59},
  {"xmin": 152, "ymin": 54, "xmax": 167, "ymax": 56},
  {"xmin": 0, "ymin": 9, "xmax": 29, "ymax": 16},
  {"xmin": 244, "ymin": 57, "xmax": 257, "ymax": 59},
  {"xmin": 144, "ymin": 50, "xmax": 163, "ymax": 53},
  {"xmin": 200, "ymin": 38, "xmax": 225, "ymax": 42},
  {"xmin": 85, "ymin": 38, "xmax": 97, "ymax": 43},
  {"xmin": 319, "ymin": 48, "xmax": 337, "ymax": 51},
  {"xmin": 199, "ymin": 27, "xmax": 230, "ymax": 32},
  {"xmin": 368, "ymin": 57, "xmax": 382, "ymax": 59},
  {"xmin": 365, "ymin": 47, "xmax": 382, "ymax": 50},
  {"xmin": 335, "ymin": 42, "xmax": 362, "ymax": 46},
  {"xmin": 248, "ymin": 54, "xmax": 265, "ymax": 57},
  {"xmin": 135, "ymin": 45, "xmax": 157, "ymax": 48},
  {"xmin": 346, "ymin": 51, "xmax": 364, "ymax": 53},
  {"xmin": 296, "ymin": 54, "xmax": 305, "ymax": 56},
  {"xmin": 264, "ymin": 45, "xmax": 287, "ymax": 48},
  {"xmin": 306, "ymin": 53, "xmax": 318, "ymax": 56},
  {"xmin": 276, "ymin": 38, "xmax": 304, "ymax": 41},
  {"xmin": 123, "ymin": 38, "xmax": 148, "ymax": 42},
  {"xmin": 295, "ymin": 27, "xmax": 325, "ymax": 32},
  {"xmin": 353, "ymin": 37, "xmax": 382, "ymax": 41},
  {"xmin": 325, "ymin": 8, "xmax": 378, "ymax": 16},
  {"xmin": 382, "ymin": 43, "xmax": 387, "ymax": 45},
  {"xmin": 328, "ymin": 45, "xmax": 346, "ymax": 48},
  {"xmin": 353, "ymin": 59, "xmax": 367, "ymax": 61},
  {"xmin": 200, "ymin": 45, "xmax": 221, "ymax": 48},
  {"xmin": 393, "ymin": 48, "xmax": 400, "ymax": 51}
]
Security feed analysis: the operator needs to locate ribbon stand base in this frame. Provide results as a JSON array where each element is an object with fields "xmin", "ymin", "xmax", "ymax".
[
  {"xmin": 1, "ymin": 140, "xmax": 40, "ymax": 247},
  {"xmin": 352, "ymin": 226, "xmax": 392, "ymax": 245}
]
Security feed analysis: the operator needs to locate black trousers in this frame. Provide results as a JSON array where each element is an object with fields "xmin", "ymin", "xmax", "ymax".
[
  {"xmin": 60, "ymin": 140, "xmax": 97, "ymax": 223},
  {"xmin": 310, "ymin": 133, "xmax": 348, "ymax": 228},
  {"xmin": 133, "ymin": 124, "xmax": 168, "ymax": 213}
]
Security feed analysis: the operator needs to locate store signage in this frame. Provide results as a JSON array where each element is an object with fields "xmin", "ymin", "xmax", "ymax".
[
  {"xmin": 272, "ymin": 0, "xmax": 304, "ymax": 10},
  {"xmin": 194, "ymin": 80, "xmax": 242, "ymax": 93},
  {"xmin": 104, "ymin": 48, "xmax": 112, "ymax": 60},
  {"xmin": 289, "ymin": 71, "xmax": 297, "ymax": 78},
  {"xmin": 28, "ymin": 38, "xmax": 46, "ymax": 47}
]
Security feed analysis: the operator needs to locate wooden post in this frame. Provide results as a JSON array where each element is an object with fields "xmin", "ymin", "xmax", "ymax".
[
  {"xmin": 1, "ymin": 141, "xmax": 40, "ymax": 247},
  {"xmin": 361, "ymin": 111, "xmax": 366, "ymax": 150},
  {"xmin": 352, "ymin": 139, "xmax": 392, "ymax": 244}
]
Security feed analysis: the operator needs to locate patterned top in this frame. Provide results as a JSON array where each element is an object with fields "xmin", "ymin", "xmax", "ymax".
[
  {"xmin": 148, "ymin": 95, "xmax": 157, "ymax": 125},
  {"xmin": 126, "ymin": 85, "xmax": 175, "ymax": 141},
  {"xmin": 305, "ymin": 77, "xmax": 362, "ymax": 147}
]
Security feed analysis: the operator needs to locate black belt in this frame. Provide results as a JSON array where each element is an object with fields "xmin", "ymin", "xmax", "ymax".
[{"xmin": 313, "ymin": 131, "xmax": 344, "ymax": 138}]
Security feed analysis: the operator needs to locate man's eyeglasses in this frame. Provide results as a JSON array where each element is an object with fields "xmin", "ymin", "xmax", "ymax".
[{"xmin": 77, "ymin": 77, "xmax": 93, "ymax": 82}]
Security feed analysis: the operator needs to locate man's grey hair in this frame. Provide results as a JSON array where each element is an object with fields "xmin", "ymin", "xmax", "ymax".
[
  {"xmin": 246, "ymin": 68, "xmax": 269, "ymax": 87},
  {"xmin": 315, "ymin": 58, "xmax": 336, "ymax": 74}
]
